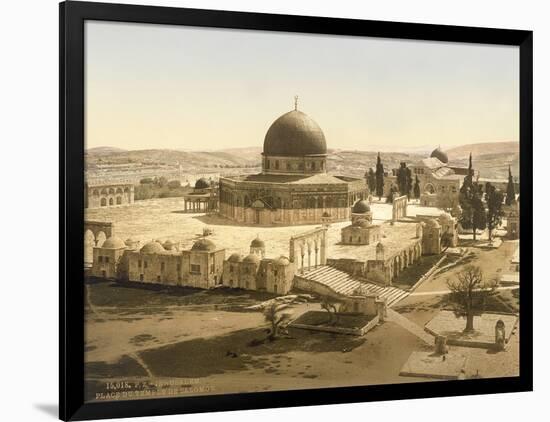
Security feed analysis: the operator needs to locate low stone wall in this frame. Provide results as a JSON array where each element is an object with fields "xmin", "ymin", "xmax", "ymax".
[{"xmin": 291, "ymin": 313, "xmax": 380, "ymax": 336}]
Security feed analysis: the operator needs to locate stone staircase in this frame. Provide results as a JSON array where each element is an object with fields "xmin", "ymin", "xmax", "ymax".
[{"xmin": 299, "ymin": 265, "xmax": 409, "ymax": 307}]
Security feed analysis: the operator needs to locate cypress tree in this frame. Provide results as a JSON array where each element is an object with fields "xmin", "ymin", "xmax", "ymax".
[
  {"xmin": 406, "ymin": 167, "xmax": 413, "ymax": 199},
  {"xmin": 397, "ymin": 162, "xmax": 407, "ymax": 196},
  {"xmin": 375, "ymin": 152, "xmax": 384, "ymax": 200},
  {"xmin": 505, "ymin": 166, "xmax": 516, "ymax": 206},
  {"xmin": 486, "ymin": 182, "xmax": 504, "ymax": 241},
  {"xmin": 471, "ymin": 184, "xmax": 486, "ymax": 241},
  {"xmin": 458, "ymin": 153, "xmax": 486, "ymax": 240},
  {"xmin": 413, "ymin": 175, "xmax": 421, "ymax": 199},
  {"xmin": 366, "ymin": 168, "xmax": 376, "ymax": 194}
]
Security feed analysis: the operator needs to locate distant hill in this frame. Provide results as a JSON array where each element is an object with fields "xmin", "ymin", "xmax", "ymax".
[
  {"xmin": 86, "ymin": 141, "xmax": 519, "ymax": 180},
  {"xmin": 86, "ymin": 146, "xmax": 127, "ymax": 155},
  {"xmin": 446, "ymin": 142, "xmax": 519, "ymax": 160},
  {"xmin": 86, "ymin": 147, "xmax": 262, "ymax": 168},
  {"xmin": 445, "ymin": 142, "xmax": 519, "ymax": 180}
]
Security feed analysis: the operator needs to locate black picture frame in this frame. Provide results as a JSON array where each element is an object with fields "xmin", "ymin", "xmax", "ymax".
[{"xmin": 60, "ymin": 1, "xmax": 533, "ymax": 420}]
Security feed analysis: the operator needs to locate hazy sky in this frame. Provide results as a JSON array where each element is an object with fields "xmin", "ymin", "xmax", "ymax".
[{"xmin": 85, "ymin": 21, "xmax": 519, "ymax": 151}]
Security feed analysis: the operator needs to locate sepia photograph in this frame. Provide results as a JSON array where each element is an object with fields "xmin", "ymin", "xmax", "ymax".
[{"xmin": 81, "ymin": 16, "xmax": 523, "ymax": 405}]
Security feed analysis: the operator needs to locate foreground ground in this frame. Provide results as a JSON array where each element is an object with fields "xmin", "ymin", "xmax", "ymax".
[{"xmin": 84, "ymin": 280, "xmax": 430, "ymax": 402}]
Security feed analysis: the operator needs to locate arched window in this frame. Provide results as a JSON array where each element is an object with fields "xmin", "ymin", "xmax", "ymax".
[
  {"xmin": 100, "ymin": 198, "xmax": 107, "ymax": 206},
  {"xmin": 109, "ymin": 198, "xmax": 114, "ymax": 206},
  {"xmin": 116, "ymin": 196, "xmax": 122, "ymax": 205}
]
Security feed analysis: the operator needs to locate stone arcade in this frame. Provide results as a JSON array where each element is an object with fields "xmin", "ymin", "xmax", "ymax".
[{"xmin": 85, "ymin": 180, "xmax": 134, "ymax": 208}]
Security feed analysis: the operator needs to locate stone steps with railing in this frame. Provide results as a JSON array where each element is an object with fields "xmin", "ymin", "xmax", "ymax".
[{"xmin": 298, "ymin": 265, "xmax": 409, "ymax": 307}]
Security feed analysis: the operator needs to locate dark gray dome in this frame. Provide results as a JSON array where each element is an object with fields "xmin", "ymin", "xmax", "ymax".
[
  {"xmin": 250, "ymin": 236, "xmax": 265, "ymax": 248},
  {"xmin": 430, "ymin": 147, "xmax": 449, "ymax": 164},
  {"xmin": 352, "ymin": 200, "xmax": 371, "ymax": 214},
  {"xmin": 195, "ymin": 178, "xmax": 209, "ymax": 189},
  {"xmin": 263, "ymin": 110, "xmax": 327, "ymax": 156}
]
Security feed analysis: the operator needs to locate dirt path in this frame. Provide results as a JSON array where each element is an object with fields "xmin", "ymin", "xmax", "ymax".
[
  {"xmin": 386, "ymin": 309, "xmax": 434, "ymax": 345},
  {"xmin": 129, "ymin": 353, "xmax": 154, "ymax": 378}
]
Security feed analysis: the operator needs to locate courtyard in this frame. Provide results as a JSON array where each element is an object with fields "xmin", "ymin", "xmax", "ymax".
[{"xmin": 85, "ymin": 197, "xmax": 445, "ymax": 262}]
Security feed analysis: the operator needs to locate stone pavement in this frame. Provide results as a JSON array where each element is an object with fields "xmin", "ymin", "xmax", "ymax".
[
  {"xmin": 425, "ymin": 310, "xmax": 518, "ymax": 348},
  {"xmin": 386, "ymin": 308, "xmax": 434, "ymax": 345}
]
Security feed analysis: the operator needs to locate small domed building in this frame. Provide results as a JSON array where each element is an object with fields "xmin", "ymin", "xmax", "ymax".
[
  {"xmin": 341, "ymin": 200, "xmax": 381, "ymax": 245},
  {"xmin": 249, "ymin": 235, "xmax": 266, "ymax": 258},
  {"xmin": 221, "ymin": 237, "xmax": 296, "ymax": 294},
  {"xmin": 91, "ymin": 235, "xmax": 127, "ymax": 279},
  {"xmin": 182, "ymin": 177, "xmax": 218, "ymax": 213},
  {"xmin": 219, "ymin": 100, "xmax": 368, "ymax": 225},
  {"xmin": 350, "ymin": 199, "xmax": 372, "ymax": 224},
  {"xmin": 341, "ymin": 218, "xmax": 382, "ymax": 245}
]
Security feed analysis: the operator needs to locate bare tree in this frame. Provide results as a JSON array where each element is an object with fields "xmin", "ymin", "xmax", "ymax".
[
  {"xmin": 263, "ymin": 303, "xmax": 293, "ymax": 341},
  {"xmin": 321, "ymin": 297, "xmax": 340, "ymax": 325},
  {"xmin": 446, "ymin": 265, "xmax": 498, "ymax": 332}
]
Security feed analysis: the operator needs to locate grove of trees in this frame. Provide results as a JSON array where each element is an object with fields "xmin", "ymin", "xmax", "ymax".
[{"xmin": 135, "ymin": 176, "xmax": 189, "ymax": 200}]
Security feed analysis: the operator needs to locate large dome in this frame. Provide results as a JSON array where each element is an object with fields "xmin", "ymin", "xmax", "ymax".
[
  {"xmin": 263, "ymin": 110, "xmax": 327, "ymax": 156},
  {"xmin": 430, "ymin": 147, "xmax": 449, "ymax": 164}
]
